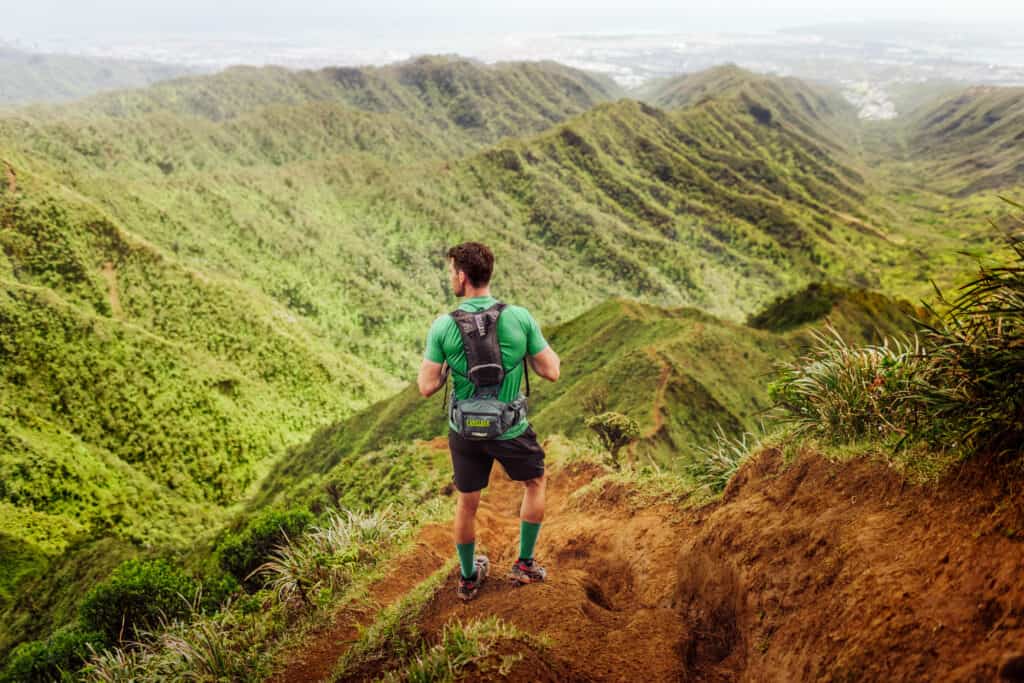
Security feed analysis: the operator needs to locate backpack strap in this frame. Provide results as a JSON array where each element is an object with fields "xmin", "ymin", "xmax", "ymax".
[
  {"xmin": 446, "ymin": 302, "xmax": 531, "ymax": 400},
  {"xmin": 450, "ymin": 302, "xmax": 507, "ymax": 395}
]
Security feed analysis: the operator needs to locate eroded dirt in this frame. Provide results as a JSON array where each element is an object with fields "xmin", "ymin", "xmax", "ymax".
[{"xmin": 273, "ymin": 447, "xmax": 1024, "ymax": 682}]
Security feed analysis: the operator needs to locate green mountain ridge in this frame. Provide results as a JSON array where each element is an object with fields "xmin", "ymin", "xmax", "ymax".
[
  {"xmin": 253, "ymin": 285, "xmax": 921, "ymax": 510},
  {"xmin": 907, "ymin": 85, "xmax": 1024, "ymax": 195}
]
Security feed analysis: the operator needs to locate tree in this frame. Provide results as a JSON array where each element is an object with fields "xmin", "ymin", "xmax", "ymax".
[{"xmin": 585, "ymin": 412, "xmax": 640, "ymax": 469}]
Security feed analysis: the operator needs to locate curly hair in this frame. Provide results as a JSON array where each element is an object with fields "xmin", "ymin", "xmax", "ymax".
[{"xmin": 447, "ymin": 242, "xmax": 494, "ymax": 286}]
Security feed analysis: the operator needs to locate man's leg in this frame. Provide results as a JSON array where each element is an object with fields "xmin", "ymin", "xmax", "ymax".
[
  {"xmin": 518, "ymin": 474, "xmax": 545, "ymax": 563},
  {"xmin": 454, "ymin": 490, "xmax": 481, "ymax": 578}
]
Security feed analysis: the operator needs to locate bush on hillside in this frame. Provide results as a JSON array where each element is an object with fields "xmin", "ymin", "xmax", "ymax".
[
  {"xmin": 79, "ymin": 559, "xmax": 198, "ymax": 644},
  {"xmin": 216, "ymin": 507, "xmax": 313, "ymax": 589},
  {"xmin": 250, "ymin": 508, "xmax": 406, "ymax": 608},
  {"xmin": 585, "ymin": 412, "xmax": 640, "ymax": 469},
  {"xmin": 0, "ymin": 624, "xmax": 104, "ymax": 683}
]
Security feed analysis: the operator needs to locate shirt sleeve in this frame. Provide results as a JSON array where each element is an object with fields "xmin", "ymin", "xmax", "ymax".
[
  {"xmin": 523, "ymin": 309, "xmax": 549, "ymax": 356},
  {"xmin": 423, "ymin": 316, "xmax": 447, "ymax": 363}
]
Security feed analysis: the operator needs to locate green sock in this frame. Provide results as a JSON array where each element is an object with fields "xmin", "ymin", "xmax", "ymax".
[
  {"xmin": 519, "ymin": 521, "xmax": 541, "ymax": 561},
  {"xmin": 456, "ymin": 541, "xmax": 476, "ymax": 579}
]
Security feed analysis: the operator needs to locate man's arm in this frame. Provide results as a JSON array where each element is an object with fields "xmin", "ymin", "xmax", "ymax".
[
  {"xmin": 528, "ymin": 346, "xmax": 560, "ymax": 382},
  {"xmin": 417, "ymin": 359, "xmax": 448, "ymax": 397}
]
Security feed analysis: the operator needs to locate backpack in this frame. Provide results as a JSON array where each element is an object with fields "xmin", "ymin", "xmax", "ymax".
[{"xmin": 445, "ymin": 302, "xmax": 529, "ymax": 440}]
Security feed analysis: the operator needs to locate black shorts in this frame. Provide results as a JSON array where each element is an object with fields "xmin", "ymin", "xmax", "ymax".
[{"xmin": 448, "ymin": 426, "xmax": 546, "ymax": 493}]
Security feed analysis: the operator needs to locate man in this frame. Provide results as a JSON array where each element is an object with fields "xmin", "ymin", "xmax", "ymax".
[{"xmin": 418, "ymin": 242, "xmax": 561, "ymax": 601}]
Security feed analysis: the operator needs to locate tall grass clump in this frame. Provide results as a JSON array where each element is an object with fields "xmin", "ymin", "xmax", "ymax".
[
  {"xmin": 768, "ymin": 326, "xmax": 923, "ymax": 443},
  {"xmin": 379, "ymin": 617, "xmax": 538, "ymax": 683},
  {"xmin": 687, "ymin": 426, "xmax": 761, "ymax": 494},
  {"xmin": 914, "ymin": 219, "xmax": 1024, "ymax": 455},
  {"xmin": 249, "ymin": 508, "xmax": 407, "ymax": 608}
]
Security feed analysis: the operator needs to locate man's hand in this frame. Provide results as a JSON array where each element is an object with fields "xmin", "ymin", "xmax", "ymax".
[
  {"xmin": 528, "ymin": 347, "xmax": 560, "ymax": 382},
  {"xmin": 418, "ymin": 359, "xmax": 448, "ymax": 397}
]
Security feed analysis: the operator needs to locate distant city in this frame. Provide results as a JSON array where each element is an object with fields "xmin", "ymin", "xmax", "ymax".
[{"xmin": 3, "ymin": 22, "xmax": 1024, "ymax": 119}]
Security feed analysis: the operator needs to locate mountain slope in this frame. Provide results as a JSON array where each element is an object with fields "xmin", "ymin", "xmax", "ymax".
[
  {"xmin": 0, "ymin": 159, "xmax": 394, "ymax": 649},
  {"xmin": 252, "ymin": 288, "xmax": 921, "ymax": 510},
  {"xmin": 50, "ymin": 56, "xmax": 623, "ymax": 152},
  {"xmin": 637, "ymin": 64, "xmax": 856, "ymax": 150},
  {"xmin": 906, "ymin": 85, "xmax": 1024, "ymax": 195}
]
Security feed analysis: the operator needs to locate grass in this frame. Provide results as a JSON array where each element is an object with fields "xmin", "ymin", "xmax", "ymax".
[
  {"xmin": 687, "ymin": 425, "xmax": 763, "ymax": 494},
  {"xmin": 332, "ymin": 560, "xmax": 456, "ymax": 681},
  {"xmin": 379, "ymin": 617, "xmax": 547, "ymax": 683},
  {"xmin": 767, "ymin": 325, "xmax": 924, "ymax": 444}
]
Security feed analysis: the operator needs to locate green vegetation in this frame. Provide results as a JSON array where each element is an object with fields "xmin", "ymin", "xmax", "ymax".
[
  {"xmin": 907, "ymin": 86, "xmax": 1024, "ymax": 195},
  {"xmin": 2, "ymin": 57, "xmax": 1021, "ymax": 671},
  {"xmin": 331, "ymin": 561, "xmax": 455, "ymax": 681},
  {"xmin": 686, "ymin": 426, "xmax": 760, "ymax": 494},
  {"xmin": 79, "ymin": 559, "xmax": 199, "ymax": 644},
  {"xmin": 217, "ymin": 508, "xmax": 313, "ymax": 589},
  {"xmin": 0, "ymin": 624, "xmax": 103, "ymax": 683},
  {"xmin": 585, "ymin": 411, "xmax": 640, "ymax": 469},
  {"xmin": 772, "ymin": 221, "xmax": 1024, "ymax": 461},
  {"xmin": 249, "ymin": 508, "xmax": 406, "ymax": 608},
  {"xmin": 768, "ymin": 327, "xmax": 922, "ymax": 443},
  {"xmin": 379, "ymin": 617, "xmax": 544, "ymax": 682}
]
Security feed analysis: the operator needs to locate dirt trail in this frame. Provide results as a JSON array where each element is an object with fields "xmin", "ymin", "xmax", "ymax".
[
  {"xmin": 100, "ymin": 261, "xmax": 123, "ymax": 317},
  {"xmin": 626, "ymin": 348, "xmax": 672, "ymax": 463},
  {"xmin": 3, "ymin": 161, "xmax": 14, "ymax": 194},
  {"xmin": 274, "ymin": 447, "xmax": 1024, "ymax": 682}
]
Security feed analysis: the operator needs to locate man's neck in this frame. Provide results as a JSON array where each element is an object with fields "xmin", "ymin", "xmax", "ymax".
[{"xmin": 462, "ymin": 286, "xmax": 491, "ymax": 299}]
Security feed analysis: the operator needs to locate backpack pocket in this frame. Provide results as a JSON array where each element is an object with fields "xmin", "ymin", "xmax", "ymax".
[{"xmin": 452, "ymin": 398, "xmax": 507, "ymax": 440}]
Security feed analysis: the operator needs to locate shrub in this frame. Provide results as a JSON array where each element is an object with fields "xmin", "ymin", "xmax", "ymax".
[
  {"xmin": 381, "ymin": 617, "xmax": 537, "ymax": 682},
  {"xmin": 585, "ymin": 412, "xmax": 640, "ymax": 469},
  {"xmin": 0, "ymin": 623, "xmax": 104, "ymax": 682},
  {"xmin": 913, "ymin": 226, "xmax": 1024, "ymax": 455},
  {"xmin": 768, "ymin": 326, "xmax": 923, "ymax": 444},
  {"xmin": 216, "ymin": 507, "xmax": 313, "ymax": 589},
  {"xmin": 770, "ymin": 211, "xmax": 1024, "ymax": 460},
  {"xmin": 197, "ymin": 570, "xmax": 241, "ymax": 613},
  {"xmin": 79, "ymin": 559, "xmax": 198, "ymax": 644},
  {"xmin": 249, "ymin": 508, "xmax": 406, "ymax": 608}
]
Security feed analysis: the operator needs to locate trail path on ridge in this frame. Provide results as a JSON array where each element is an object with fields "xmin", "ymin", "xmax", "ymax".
[
  {"xmin": 272, "ymin": 445, "xmax": 1024, "ymax": 682},
  {"xmin": 271, "ymin": 453, "xmax": 692, "ymax": 682}
]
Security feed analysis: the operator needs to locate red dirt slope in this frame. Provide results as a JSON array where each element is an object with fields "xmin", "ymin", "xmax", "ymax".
[{"xmin": 276, "ymin": 448, "xmax": 1024, "ymax": 682}]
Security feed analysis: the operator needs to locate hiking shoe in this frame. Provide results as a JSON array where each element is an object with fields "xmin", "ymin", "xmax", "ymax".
[
  {"xmin": 456, "ymin": 555, "xmax": 489, "ymax": 601},
  {"xmin": 509, "ymin": 557, "xmax": 547, "ymax": 584}
]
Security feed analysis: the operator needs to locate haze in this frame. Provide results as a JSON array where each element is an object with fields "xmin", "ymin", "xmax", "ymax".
[{"xmin": 5, "ymin": 0, "xmax": 1024, "ymax": 41}]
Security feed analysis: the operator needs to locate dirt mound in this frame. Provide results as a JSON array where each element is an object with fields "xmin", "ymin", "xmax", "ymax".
[
  {"xmin": 688, "ymin": 449, "xmax": 1024, "ymax": 681},
  {"xmin": 274, "ymin": 450, "xmax": 1024, "ymax": 682}
]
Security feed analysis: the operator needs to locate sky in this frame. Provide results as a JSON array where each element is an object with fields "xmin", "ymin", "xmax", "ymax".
[{"xmin": 4, "ymin": 0, "xmax": 1024, "ymax": 42}]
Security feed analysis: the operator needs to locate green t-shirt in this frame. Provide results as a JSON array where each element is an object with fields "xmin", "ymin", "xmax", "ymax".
[{"xmin": 424, "ymin": 295, "xmax": 548, "ymax": 440}]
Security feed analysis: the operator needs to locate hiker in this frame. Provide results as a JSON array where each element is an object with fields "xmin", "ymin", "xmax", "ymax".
[{"xmin": 417, "ymin": 242, "xmax": 561, "ymax": 601}]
